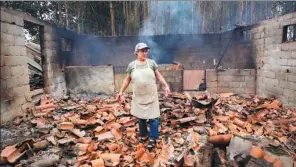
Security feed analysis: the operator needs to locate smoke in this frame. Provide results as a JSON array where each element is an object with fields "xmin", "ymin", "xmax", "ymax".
[{"xmin": 138, "ymin": 1, "xmax": 202, "ymax": 64}]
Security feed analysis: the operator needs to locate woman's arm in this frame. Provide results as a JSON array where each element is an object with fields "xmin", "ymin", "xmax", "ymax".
[
  {"xmin": 155, "ymin": 70, "xmax": 169, "ymax": 88},
  {"xmin": 155, "ymin": 69, "xmax": 171, "ymax": 95},
  {"xmin": 119, "ymin": 73, "xmax": 131, "ymax": 94}
]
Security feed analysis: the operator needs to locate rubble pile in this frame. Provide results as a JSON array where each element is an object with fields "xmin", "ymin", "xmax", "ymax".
[{"xmin": 0, "ymin": 92, "xmax": 295, "ymax": 167}]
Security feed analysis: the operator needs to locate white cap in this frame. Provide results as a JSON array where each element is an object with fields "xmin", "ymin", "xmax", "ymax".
[{"xmin": 134, "ymin": 43, "xmax": 150, "ymax": 54}]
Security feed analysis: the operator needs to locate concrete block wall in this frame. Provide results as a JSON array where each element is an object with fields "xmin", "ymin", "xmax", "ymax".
[
  {"xmin": 1, "ymin": 9, "xmax": 31, "ymax": 123},
  {"xmin": 157, "ymin": 70, "xmax": 183, "ymax": 92},
  {"xmin": 64, "ymin": 66, "xmax": 115, "ymax": 96},
  {"xmin": 41, "ymin": 26, "xmax": 67, "ymax": 98},
  {"xmin": 251, "ymin": 12, "xmax": 296, "ymax": 107},
  {"xmin": 206, "ymin": 69, "xmax": 256, "ymax": 95}
]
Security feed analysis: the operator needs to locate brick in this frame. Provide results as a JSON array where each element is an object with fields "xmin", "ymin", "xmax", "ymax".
[
  {"xmin": 207, "ymin": 74, "xmax": 217, "ymax": 82},
  {"xmin": 287, "ymin": 60, "xmax": 296, "ymax": 66},
  {"xmin": 263, "ymin": 78, "xmax": 279, "ymax": 86},
  {"xmin": 10, "ymin": 46, "xmax": 23, "ymax": 56},
  {"xmin": 250, "ymin": 70, "xmax": 256, "ymax": 75},
  {"xmin": 207, "ymin": 81, "xmax": 217, "ymax": 88},
  {"xmin": 264, "ymin": 36, "xmax": 282, "ymax": 44},
  {"xmin": 279, "ymin": 81, "xmax": 296, "ymax": 90},
  {"xmin": 0, "ymin": 55, "xmax": 4, "ymax": 67},
  {"xmin": 233, "ymin": 76, "xmax": 246, "ymax": 82},
  {"xmin": 1, "ymin": 79, "xmax": 7, "ymax": 90},
  {"xmin": 229, "ymin": 82, "xmax": 246, "ymax": 88},
  {"xmin": 11, "ymin": 65, "xmax": 24, "ymax": 76},
  {"xmin": 246, "ymin": 82, "xmax": 255, "ymax": 88},
  {"xmin": 0, "ymin": 11, "xmax": 12, "ymax": 23},
  {"xmin": 13, "ymin": 86, "xmax": 25, "ymax": 96},
  {"xmin": 14, "ymin": 36, "xmax": 25, "ymax": 46},
  {"xmin": 43, "ymin": 33, "xmax": 59, "ymax": 41},
  {"xmin": 10, "ymin": 96, "xmax": 26, "ymax": 107},
  {"xmin": 4, "ymin": 55, "xmax": 18, "ymax": 66},
  {"xmin": 16, "ymin": 56, "xmax": 27, "ymax": 66},
  {"xmin": 1, "ymin": 33, "xmax": 14, "ymax": 44},
  {"xmin": 6, "ymin": 77, "xmax": 19, "ymax": 88},
  {"xmin": 1, "ymin": 44, "xmax": 10, "ymax": 55},
  {"xmin": 245, "ymin": 87, "xmax": 255, "ymax": 94},
  {"xmin": 218, "ymin": 76, "xmax": 235, "ymax": 81},
  {"xmin": 261, "ymin": 71, "xmax": 275, "ymax": 79},
  {"xmin": 275, "ymin": 72, "xmax": 286, "ymax": 80},
  {"xmin": 18, "ymin": 75, "xmax": 29, "ymax": 85},
  {"xmin": 7, "ymin": 24, "xmax": 23, "ymax": 36},
  {"xmin": 279, "ymin": 52, "xmax": 291, "ymax": 59},
  {"xmin": 11, "ymin": 15, "xmax": 24, "ymax": 26},
  {"xmin": 218, "ymin": 87, "xmax": 233, "ymax": 93},
  {"xmin": 218, "ymin": 82, "xmax": 229, "ymax": 87},
  {"xmin": 265, "ymin": 84, "xmax": 283, "ymax": 95},
  {"xmin": 278, "ymin": 59, "xmax": 288, "ymax": 66},
  {"xmin": 1, "ymin": 22, "xmax": 8, "ymax": 33},
  {"xmin": 1, "ymin": 66, "xmax": 11, "ymax": 79},
  {"xmin": 283, "ymin": 89, "xmax": 294, "ymax": 98},
  {"xmin": 291, "ymin": 18, "xmax": 296, "ymax": 24},
  {"xmin": 287, "ymin": 75, "xmax": 296, "ymax": 82},
  {"xmin": 233, "ymin": 88, "xmax": 245, "ymax": 94},
  {"xmin": 282, "ymin": 43, "xmax": 296, "ymax": 51},
  {"xmin": 244, "ymin": 76, "xmax": 255, "ymax": 81}
]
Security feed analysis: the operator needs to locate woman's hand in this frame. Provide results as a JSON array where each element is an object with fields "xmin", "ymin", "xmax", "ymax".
[
  {"xmin": 117, "ymin": 92, "xmax": 125, "ymax": 103},
  {"xmin": 164, "ymin": 86, "xmax": 171, "ymax": 96}
]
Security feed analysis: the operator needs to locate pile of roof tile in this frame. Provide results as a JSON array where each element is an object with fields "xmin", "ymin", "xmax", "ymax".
[{"xmin": 0, "ymin": 92, "xmax": 295, "ymax": 167}]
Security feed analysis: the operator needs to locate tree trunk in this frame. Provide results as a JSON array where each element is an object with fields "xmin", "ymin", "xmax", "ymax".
[
  {"xmin": 210, "ymin": 1, "xmax": 213, "ymax": 33},
  {"xmin": 143, "ymin": 1, "xmax": 148, "ymax": 33},
  {"xmin": 192, "ymin": 0, "xmax": 194, "ymax": 34},
  {"xmin": 251, "ymin": 1, "xmax": 255, "ymax": 24},
  {"xmin": 109, "ymin": 1, "xmax": 116, "ymax": 36},
  {"xmin": 239, "ymin": 1, "xmax": 244, "ymax": 24},
  {"xmin": 197, "ymin": 1, "xmax": 200, "ymax": 33},
  {"xmin": 134, "ymin": 1, "xmax": 139, "ymax": 35},
  {"xmin": 155, "ymin": 1, "xmax": 158, "ymax": 35},
  {"xmin": 201, "ymin": 2, "xmax": 205, "ymax": 33},
  {"xmin": 58, "ymin": 2, "xmax": 63, "ymax": 27},
  {"xmin": 219, "ymin": 2, "xmax": 223, "ymax": 32},
  {"xmin": 65, "ymin": 2, "xmax": 69, "ymax": 29}
]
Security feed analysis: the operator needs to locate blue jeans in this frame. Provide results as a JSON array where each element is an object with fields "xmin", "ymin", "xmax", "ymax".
[{"xmin": 137, "ymin": 118, "xmax": 159, "ymax": 140}]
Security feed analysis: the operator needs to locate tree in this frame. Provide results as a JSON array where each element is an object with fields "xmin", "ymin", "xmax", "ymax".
[{"xmin": 109, "ymin": 1, "xmax": 116, "ymax": 36}]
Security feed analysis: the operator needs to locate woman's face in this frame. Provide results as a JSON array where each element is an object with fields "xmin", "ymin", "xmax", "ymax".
[{"xmin": 136, "ymin": 48, "xmax": 149, "ymax": 61}]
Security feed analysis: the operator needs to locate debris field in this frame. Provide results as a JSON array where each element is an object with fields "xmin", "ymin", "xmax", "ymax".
[{"xmin": 0, "ymin": 92, "xmax": 295, "ymax": 167}]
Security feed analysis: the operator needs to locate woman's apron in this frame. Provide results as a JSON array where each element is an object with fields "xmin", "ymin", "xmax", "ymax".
[{"xmin": 130, "ymin": 59, "xmax": 160, "ymax": 119}]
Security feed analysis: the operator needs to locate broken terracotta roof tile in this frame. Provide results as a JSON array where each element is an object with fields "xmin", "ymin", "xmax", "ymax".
[
  {"xmin": 59, "ymin": 122, "xmax": 74, "ymax": 130},
  {"xmin": 99, "ymin": 153, "xmax": 121, "ymax": 167},
  {"xmin": 96, "ymin": 131, "xmax": 115, "ymax": 142},
  {"xmin": 91, "ymin": 158, "xmax": 105, "ymax": 167},
  {"xmin": 207, "ymin": 134, "xmax": 232, "ymax": 146},
  {"xmin": 46, "ymin": 136, "xmax": 57, "ymax": 145}
]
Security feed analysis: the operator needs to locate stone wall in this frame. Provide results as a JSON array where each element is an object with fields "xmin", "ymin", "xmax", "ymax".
[
  {"xmin": 251, "ymin": 12, "xmax": 296, "ymax": 107},
  {"xmin": 1, "ymin": 8, "xmax": 31, "ymax": 123},
  {"xmin": 206, "ymin": 69, "xmax": 256, "ymax": 95},
  {"xmin": 64, "ymin": 66, "xmax": 115, "ymax": 96},
  {"xmin": 68, "ymin": 29, "xmax": 254, "ymax": 70}
]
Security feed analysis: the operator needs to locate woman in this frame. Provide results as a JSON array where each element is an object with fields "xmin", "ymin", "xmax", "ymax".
[{"xmin": 118, "ymin": 42, "xmax": 170, "ymax": 149}]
